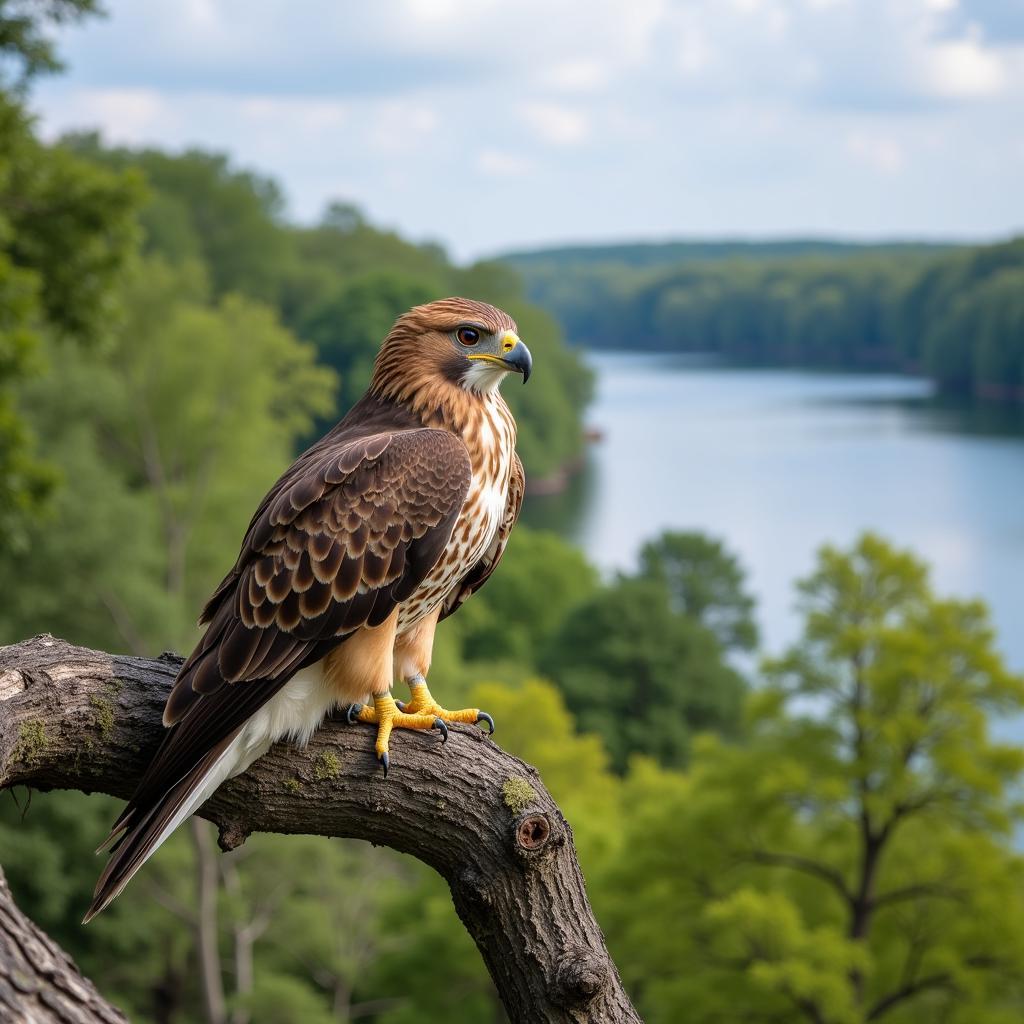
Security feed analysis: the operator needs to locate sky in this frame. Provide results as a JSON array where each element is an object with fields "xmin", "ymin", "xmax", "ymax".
[{"xmin": 30, "ymin": 0, "xmax": 1024, "ymax": 261}]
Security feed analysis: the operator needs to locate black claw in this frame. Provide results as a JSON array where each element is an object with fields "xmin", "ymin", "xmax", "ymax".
[
  {"xmin": 379, "ymin": 751, "xmax": 389, "ymax": 778},
  {"xmin": 395, "ymin": 699, "xmax": 407, "ymax": 711},
  {"xmin": 476, "ymin": 711, "xmax": 495, "ymax": 735},
  {"xmin": 346, "ymin": 702, "xmax": 364, "ymax": 725},
  {"xmin": 433, "ymin": 717, "xmax": 449, "ymax": 744}
]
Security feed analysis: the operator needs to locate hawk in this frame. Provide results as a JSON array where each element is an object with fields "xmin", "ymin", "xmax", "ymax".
[{"xmin": 86, "ymin": 298, "xmax": 531, "ymax": 921}]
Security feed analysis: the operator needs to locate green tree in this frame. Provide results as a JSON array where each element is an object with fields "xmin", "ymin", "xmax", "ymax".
[
  {"xmin": 0, "ymin": 257, "xmax": 337, "ymax": 652},
  {"xmin": 600, "ymin": 534, "xmax": 1024, "ymax": 1023},
  {"xmin": 0, "ymin": 2, "xmax": 140, "ymax": 554},
  {"xmin": 100, "ymin": 259, "xmax": 336, "ymax": 636},
  {"xmin": 66, "ymin": 138, "xmax": 294, "ymax": 301},
  {"xmin": 0, "ymin": 0, "xmax": 100, "ymax": 85},
  {"xmin": 298, "ymin": 269, "xmax": 438, "ymax": 416},
  {"xmin": 541, "ymin": 575, "xmax": 746, "ymax": 772},
  {"xmin": 506, "ymin": 236, "xmax": 1024, "ymax": 406},
  {"xmin": 453, "ymin": 526, "xmax": 598, "ymax": 667},
  {"xmin": 638, "ymin": 530, "xmax": 759, "ymax": 652}
]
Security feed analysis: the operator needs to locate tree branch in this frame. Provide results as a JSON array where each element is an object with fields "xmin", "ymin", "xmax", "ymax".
[
  {"xmin": 866, "ymin": 956, "xmax": 1002, "ymax": 1021},
  {"xmin": 0, "ymin": 865, "xmax": 126, "ymax": 1024},
  {"xmin": 745, "ymin": 849, "xmax": 854, "ymax": 906},
  {"xmin": 0, "ymin": 635, "xmax": 641, "ymax": 1024},
  {"xmin": 870, "ymin": 880, "xmax": 962, "ymax": 913}
]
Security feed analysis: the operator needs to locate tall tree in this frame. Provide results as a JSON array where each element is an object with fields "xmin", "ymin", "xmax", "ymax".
[
  {"xmin": 541, "ymin": 575, "xmax": 747, "ymax": 772},
  {"xmin": 0, "ymin": 257, "xmax": 336, "ymax": 652},
  {"xmin": 0, "ymin": 1, "xmax": 140, "ymax": 555},
  {"xmin": 638, "ymin": 530, "xmax": 759, "ymax": 653},
  {"xmin": 601, "ymin": 533, "xmax": 1024, "ymax": 1023}
]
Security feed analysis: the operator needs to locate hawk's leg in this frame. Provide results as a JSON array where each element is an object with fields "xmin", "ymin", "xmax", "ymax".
[
  {"xmin": 346, "ymin": 694, "xmax": 447, "ymax": 777},
  {"xmin": 398, "ymin": 675, "xmax": 495, "ymax": 734},
  {"xmin": 391, "ymin": 607, "xmax": 495, "ymax": 736}
]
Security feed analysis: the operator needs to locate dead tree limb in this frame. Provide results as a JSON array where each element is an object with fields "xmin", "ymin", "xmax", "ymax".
[{"xmin": 0, "ymin": 635, "xmax": 642, "ymax": 1024}]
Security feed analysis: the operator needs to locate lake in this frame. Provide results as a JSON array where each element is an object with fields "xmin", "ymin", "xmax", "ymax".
[{"xmin": 523, "ymin": 352, "xmax": 1024, "ymax": 673}]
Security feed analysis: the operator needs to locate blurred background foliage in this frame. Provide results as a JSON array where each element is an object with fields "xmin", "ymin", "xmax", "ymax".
[
  {"xmin": 505, "ymin": 237, "xmax": 1024, "ymax": 402},
  {"xmin": 2, "ymin": 5, "xmax": 1024, "ymax": 1024}
]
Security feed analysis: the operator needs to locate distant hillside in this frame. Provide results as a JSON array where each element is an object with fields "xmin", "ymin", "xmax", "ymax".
[
  {"xmin": 498, "ymin": 237, "xmax": 1024, "ymax": 404},
  {"xmin": 502, "ymin": 238, "xmax": 955, "ymax": 272}
]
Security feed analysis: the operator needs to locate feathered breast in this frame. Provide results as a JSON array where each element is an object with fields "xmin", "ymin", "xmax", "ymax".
[{"xmin": 395, "ymin": 393, "xmax": 517, "ymax": 632}]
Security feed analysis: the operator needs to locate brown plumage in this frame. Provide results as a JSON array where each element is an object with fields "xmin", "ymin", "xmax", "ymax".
[{"xmin": 86, "ymin": 298, "xmax": 531, "ymax": 921}]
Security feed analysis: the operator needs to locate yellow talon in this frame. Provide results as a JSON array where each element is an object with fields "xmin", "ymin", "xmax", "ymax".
[
  {"xmin": 347, "ymin": 693, "xmax": 445, "ymax": 776},
  {"xmin": 402, "ymin": 679, "xmax": 495, "ymax": 733}
]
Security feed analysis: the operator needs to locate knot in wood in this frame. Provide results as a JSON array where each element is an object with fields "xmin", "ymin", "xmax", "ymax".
[
  {"xmin": 458, "ymin": 867, "xmax": 492, "ymax": 906},
  {"xmin": 515, "ymin": 813, "xmax": 550, "ymax": 851},
  {"xmin": 551, "ymin": 945, "xmax": 609, "ymax": 1007},
  {"xmin": 216, "ymin": 821, "xmax": 251, "ymax": 852}
]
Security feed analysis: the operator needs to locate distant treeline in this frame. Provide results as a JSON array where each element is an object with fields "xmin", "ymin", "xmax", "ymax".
[
  {"xmin": 65, "ymin": 138, "xmax": 594, "ymax": 485},
  {"xmin": 505, "ymin": 237, "xmax": 1024, "ymax": 401}
]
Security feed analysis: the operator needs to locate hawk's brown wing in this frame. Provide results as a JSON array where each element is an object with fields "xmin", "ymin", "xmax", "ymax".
[
  {"xmin": 108, "ymin": 427, "xmax": 471, "ymax": 843},
  {"xmin": 440, "ymin": 453, "xmax": 524, "ymax": 621}
]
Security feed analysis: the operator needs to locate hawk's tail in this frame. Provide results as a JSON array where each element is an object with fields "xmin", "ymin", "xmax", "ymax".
[{"xmin": 83, "ymin": 729, "xmax": 244, "ymax": 923}]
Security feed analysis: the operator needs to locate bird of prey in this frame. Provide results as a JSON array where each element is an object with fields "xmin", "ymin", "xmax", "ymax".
[{"xmin": 85, "ymin": 297, "xmax": 532, "ymax": 921}]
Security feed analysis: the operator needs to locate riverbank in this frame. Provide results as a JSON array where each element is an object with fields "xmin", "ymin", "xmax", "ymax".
[{"xmin": 524, "ymin": 427, "xmax": 603, "ymax": 496}]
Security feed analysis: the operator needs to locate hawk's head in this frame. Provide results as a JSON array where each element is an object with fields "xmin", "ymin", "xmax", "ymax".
[{"xmin": 371, "ymin": 297, "xmax": 533, "ymax": 404}]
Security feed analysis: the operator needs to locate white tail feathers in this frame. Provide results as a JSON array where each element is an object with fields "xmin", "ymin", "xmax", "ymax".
[{"xmin": 85, "ymin": 664, "xmax": 340, "ymax": 922}]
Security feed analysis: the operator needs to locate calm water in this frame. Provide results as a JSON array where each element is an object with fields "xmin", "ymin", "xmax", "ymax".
[{"xmin": 524, "ymin": 352, "xmax": 1024, "ymax": 672}]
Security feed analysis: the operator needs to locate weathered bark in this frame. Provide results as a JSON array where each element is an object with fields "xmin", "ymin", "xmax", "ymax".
[
  {"xmin": 0, "ymin": 635, "xmax": 642, "ymax": 1024},
  {"xmin": 0, "ymin": 866, "xmax": 126, "ymax": 1024}
]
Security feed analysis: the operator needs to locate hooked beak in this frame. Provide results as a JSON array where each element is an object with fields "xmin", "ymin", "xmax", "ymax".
[{"xmin": 501, "ymin": 339, "xmax": 533, "ymax": 384}]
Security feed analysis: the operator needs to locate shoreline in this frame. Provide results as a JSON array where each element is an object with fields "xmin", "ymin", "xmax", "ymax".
[{"xmin": 524, "ymin": 428, "xmax": 603, "ymax": 497}]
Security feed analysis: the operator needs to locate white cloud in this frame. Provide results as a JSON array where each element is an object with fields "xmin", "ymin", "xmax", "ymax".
[
  {"xmin": 845, "ymin": 131, "xmax": 907, "ymax": 174},
  {"xmin": 27, "ymin": 0, "xmax": 1024, "ymax": 257},
  {"xmin": 923, "ymin": 37, "xmax": 1007, "ymax": 97},
  {"xmin": 518, "ymin": 103, "xmax": 589, "ymax": 146},
  {"xmin": 677, "ymin": 26, "xmax": 714, "ymax": 75},
  {"xmin": 366, "ymin": 102, "xmax": 438, "ymax": 152},
  {"xmin": 43, "ymin": 88, "xmax": 170, "ymax": 143},
  {"xmin": 540, "ymin": 60, "xmax": 609, "ymax": 94},
  {"xmin": 477, "ymin": 150, "xmax": 536, "ymax": 177},
  {"xmin": 240, "ymin": 97, "xmax": 349, "ymax": 133}
]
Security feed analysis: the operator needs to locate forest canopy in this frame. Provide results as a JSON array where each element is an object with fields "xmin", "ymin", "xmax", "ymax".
[{"xmin": 504, "ymin": 237, "xmax": 1024, "ymax": 402}]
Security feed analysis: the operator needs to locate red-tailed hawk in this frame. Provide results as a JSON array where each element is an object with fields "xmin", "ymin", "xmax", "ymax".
[{"xmin": 86, "ymin": 298, "xmax": 531, "ymax": 921}]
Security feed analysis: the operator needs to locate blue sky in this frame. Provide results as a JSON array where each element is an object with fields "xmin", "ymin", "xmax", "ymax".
[{"xmin": 31, "ymin": 0, "xmax": 1024, "ymax": 261}]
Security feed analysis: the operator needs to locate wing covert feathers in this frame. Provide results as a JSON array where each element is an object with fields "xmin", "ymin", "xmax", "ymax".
[
  {"xmin": 88, "ymin": 426, "xmax": 471, "ymax": 919},
  {"xmin": 167, "ymin": 428, "xmax": 471, "ymax": 723}
]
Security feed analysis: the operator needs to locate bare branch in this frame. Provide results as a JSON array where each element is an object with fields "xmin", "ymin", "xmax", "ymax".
[
  {"xmin": 746, "ymin": 849, "xmax": 854, "ymax": 906},
  {"xmin": 0, "ymin": 635, "xmax": 641, "ymax": 1024},
  {"xmin": 870, "ymin": 881, "xmax": 963, "ymax": 913},
  {"xmin": 866, "ymin": 970, "xmax": 955, "ymax": 1020},
  {"xmin": 867, "ymin": 956, "xmax": 1003, "ymax": 1021}
]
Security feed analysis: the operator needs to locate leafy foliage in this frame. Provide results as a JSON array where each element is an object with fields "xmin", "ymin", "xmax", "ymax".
[
  {"xmin": 638, "ymin": 530, "xmax": 759, "ymax": 653},
  {"xmin": 0, "ymin": 0, "xmax": 101, "ymax": 85},
  {"xmin": 597, "ymin": 535, "xmax": 1024, "ymax": 1024},
  {"xmin": 0, "ymin": 257, "xmax": 336, "ymax": 652},
  {"xmin": 0, "ymin": 96, "xmax": 140, "ymax": 554},
  {"xmin": 507, "ymin": 238, "xmax": 1024, "ymax": 403},
  {"xmin": 541, "ymin": 574, "xmax": 747, "ymax": 772}
]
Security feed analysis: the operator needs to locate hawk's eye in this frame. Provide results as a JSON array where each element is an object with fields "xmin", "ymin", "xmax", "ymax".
[{"xmin": 456, "ymin": 326, "xmax": 480, "ymax": 347}]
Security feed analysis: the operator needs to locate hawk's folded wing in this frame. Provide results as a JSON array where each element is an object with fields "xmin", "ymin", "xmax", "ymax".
[{"xmin": 103, "ymin": 427, "xmax": 471, "ymax": 850}]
